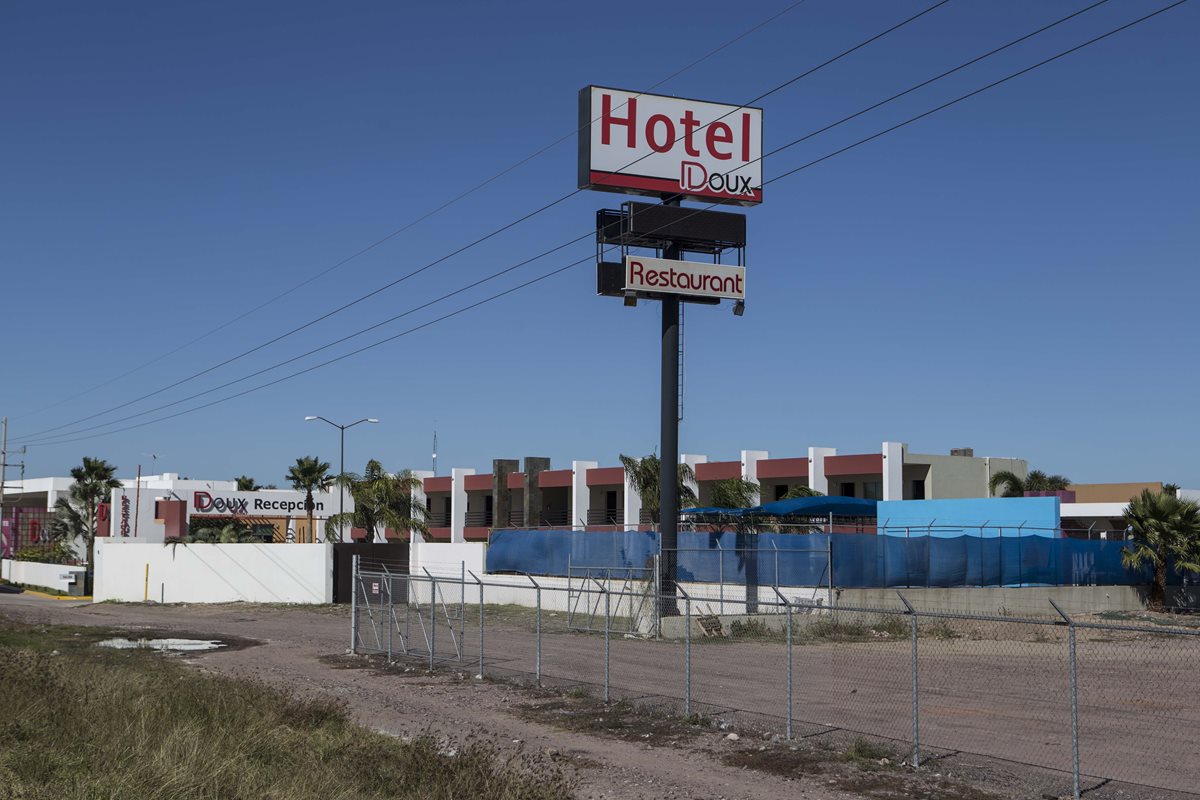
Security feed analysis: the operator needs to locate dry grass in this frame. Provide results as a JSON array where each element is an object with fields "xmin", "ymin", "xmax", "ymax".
[{"xmin": 0, "ymin": 623, "xmax": 571, "ymax": 800}]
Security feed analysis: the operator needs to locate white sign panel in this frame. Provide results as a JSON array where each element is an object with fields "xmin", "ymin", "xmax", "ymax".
[
  {"xmin": 579, "ymin": 86, "xmax": 763, "ymax": 206},
  {"xmin": 624, "ymin": 255, "xmax": 745, "ymax": 301}
]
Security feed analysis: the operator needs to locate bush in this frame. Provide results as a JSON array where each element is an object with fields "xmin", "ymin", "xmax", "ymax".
[{"xmin": 12, "ymin": 543, "xmax": 74, "ymax": 564}]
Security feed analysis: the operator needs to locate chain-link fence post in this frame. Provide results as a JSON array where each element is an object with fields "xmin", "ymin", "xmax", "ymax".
[
  {"xmin": 471, "ymin": 571, "xmax": 484, "ymax": 679},
  {"xmin": 603, "ymin": 582, "xmax": 611, "ymax": 703},
  {"xmin": 386, "ymin": 572, "xmax": 393, "ymax": 661},
  {"xmin": 527, "ymin": 574, "xmax": 542, "ymax": 686},
  {"xmin": 429, "ymin": 576, "xmax": 436, "ymax": 671},
  {"xmin": 897, "ymin": 592, "xmax": 919, "ymax": 768},
  {"xmin": 1051, "ymin": 599, "xmax": 1081, "ymax": 799},
  {"xmin": 682, "ymin": 587, "xmax": 692, "ymax": 716},
  {"xmin": 350, "ymin": 554, "xmax": 359, "ymax": 654},
  {"xmin": 772, "ymin": 587, "xmax": 793, "ymax": 739}
]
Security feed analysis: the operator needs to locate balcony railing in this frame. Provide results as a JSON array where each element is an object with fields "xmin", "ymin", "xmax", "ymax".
[
  {"xmin": 508, "ymin": 510, "xmax": 525, "ymax": 527},
  {"xmin": 426, "ymin": 513, "xmax": 451, "ymax": 528},
  {"xmin": 539, "ymin": 509, "xmax": 571, "ymax": 527},
  {"xmin": 464, "ymin": 510, "xmax": 493, "ymax": 528},
  {"xmin": 586, "ymin": 508, "xmax": 623, "ymax": 526}
]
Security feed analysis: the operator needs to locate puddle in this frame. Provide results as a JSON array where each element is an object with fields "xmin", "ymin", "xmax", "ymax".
[{"xmin": 95, "ymin": 637, "xmax": 226, "ymax": 652}]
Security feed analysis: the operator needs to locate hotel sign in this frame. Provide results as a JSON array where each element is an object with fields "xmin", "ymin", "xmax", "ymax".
[{"xmin": 579, "ymin": 86, "xmax": 763, "ymax": 205}]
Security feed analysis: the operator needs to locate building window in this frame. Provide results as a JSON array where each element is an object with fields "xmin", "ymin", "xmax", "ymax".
[
  {"xmin": 863, "ymin": 481, "xmax": 882, "ymax": 501},
  {"xmin": 911, "ymin": 480, "xmax": 926, "ymax": 500},
  {"xmin": 839, "ymin": 482, "xmax": 856, "ymax": 498},
  {"xmin": 774, "ymin": 484, "xmax": 788, "ymax": 501}
]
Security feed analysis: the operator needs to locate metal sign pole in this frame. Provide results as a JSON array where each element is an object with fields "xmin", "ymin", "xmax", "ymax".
[{"xmin": 659, "ymin": 234, "xmax": 682, "ymax": 615}]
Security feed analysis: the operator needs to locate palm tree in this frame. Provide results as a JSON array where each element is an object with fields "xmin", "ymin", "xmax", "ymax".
[
  {"xmin": 781, "ymin": 485, "xmax": 824, "ymax": 500},
  {"xmin": 619, "ymin": 453, "xmax": 697, "ymax": 524},
  {"xmin": 235, "ymin": 475, "xmax": 261, "ymax": 491},
  {"xmin": 324, "ymin": 459, "xmax": 428, "ymax": 543},
  {"xmin": 709, "ymin": 477, "xmax": 762, "ymax": 612},
  {"xmin": 988, "ymin": 469, "xmax": 1071, "ymax": 498},
  {"xmin": 1121, "ymin": 489, "xmax": 1200, "ymax": 608},
  {"xmin": 54, "ymin": 458, "xmax": 121, "ymax": 580},
  {"xmin": 188, "ymin": 520, "xmax": 257, "ymax": 544},
  {"xmin": 286, "ymin": 456, "xmax": 333, "ymax": 543}
]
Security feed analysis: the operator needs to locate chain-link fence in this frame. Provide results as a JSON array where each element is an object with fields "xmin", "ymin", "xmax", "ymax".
[{"xmin": 351, "ymin": 555, "xmax": 1200, "ymax": 799}]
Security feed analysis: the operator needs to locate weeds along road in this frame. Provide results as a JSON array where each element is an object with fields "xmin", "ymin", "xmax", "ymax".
[
  {"xmin": 0, "ymin": 593, "xmax": 860, "ymax": 800},
  {"xmin": 2, "ymin": 593, "xmax": 1195, "ymax": 798}
]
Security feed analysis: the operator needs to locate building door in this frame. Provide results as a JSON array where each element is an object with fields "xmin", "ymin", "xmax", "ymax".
[
  {"xmin": 911, "ymin": 480, "xmax": 926, "ymax": 500},
  {"xmin": 839, "ymin": 482, "xmax": 856, "ymax": 498},
  {"xmin": 484, "ymin": 494, "xmax": 494, "ymax": 527},
  {"xmin": 774, "ymin": 484, "xmax": 788, "ymax": 501},
  {"xmin": 605, "ymin": 490, "xmax": 618, "ymax": 524}
]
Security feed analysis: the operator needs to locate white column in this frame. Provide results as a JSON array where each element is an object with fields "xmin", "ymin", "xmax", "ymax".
[
  {"xmin": 410, "ymin": 470, "xmax": 433, "ymax": 552},
  {"xmin": 808, "ymin": 447, "xmax": 836, "ymax": 495},
  {"xmin": 882, "ymin": 442, "xmax": 906, "ymax": 501},
  {"xmin": 681, "ymin": 453, "xmax": 707, "ymax": 505},
  {"xmin": 623, "ymin": 469, "xmax": 642, "ymax": 529},
  {"xmin": 449, "ymin": 468, "xmax": 475, "ymax": 544},
  {"xmin": 571, "ymin": 460, "xmax": 598, "ymax": 531},
  {"xmin": 740, "ymin": 450, "xmax": 768, "ymax": 505}
]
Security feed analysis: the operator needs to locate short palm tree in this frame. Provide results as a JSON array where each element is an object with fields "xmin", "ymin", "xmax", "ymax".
[
  {"xmin": 286, "ymin": 456, "xmax": 333, "ymax": 543},
  {"xmin": 53, "ymin": 457, "xmax": 121, "ymax": 573},
  {"xmin": 1121, "ymin": 489, "xmax": 1200, "ymax": 608},
  {"xmin": 325, "ymin": 459, "xmax": 428, "ymax": 543},
  {"xmin": 619, "ymin": 453, "xmax": 697, "ymax": 524},
  {"xmin": 988, "ymin": 469, "xmax": 1071, "ymax": 498},
  {"xmin": 781, "ymin": 484, "xmax": 823, "ymax": 500},
  {"xmin": 708, "ymin": 477, "xmax": 763, "ymax": 612}
]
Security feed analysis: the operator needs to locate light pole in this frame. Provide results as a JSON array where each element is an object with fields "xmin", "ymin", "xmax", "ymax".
[{"xmin": 304, "ymin": 416, "xmax": 379, "ymax": 542}]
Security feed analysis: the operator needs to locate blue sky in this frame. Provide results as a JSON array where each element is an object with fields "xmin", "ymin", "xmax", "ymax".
[{"xmin": 2, "ymin": 0, "xmax": 1197, "ymax": 487}]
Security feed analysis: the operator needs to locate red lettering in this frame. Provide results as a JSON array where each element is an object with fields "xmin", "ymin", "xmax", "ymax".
[
  {"xmin": 680, "ymin": 110, "xmax": 701, "ymax": 157},
  {"xmin": 628, "ymin": 259, "xmax": 644, "ymax": 286},
  {"xmin": 735, "ymin": 274, "xmax": 744, "ymax": 296},
  {"xmin": 601, "ymin": 94, "xmax": 636, "ymax": 148},
  {"xmin": 646, "ymin": 114, "xmax": 675, "ymax": 153},
  {"xmin": 706, "ymin": 121, "xmax": 733, "ymax": 160},
  {"xmin": 741, "ymin": 112, "xmax": 751, "ymax": 162}
]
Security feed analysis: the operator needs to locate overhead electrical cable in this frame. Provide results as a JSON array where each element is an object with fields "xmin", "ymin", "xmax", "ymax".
[
  {"xmin": 23, "ymin": 0, "xmax": 1187, "ymax": 448},
  {"xmin": 13, "ymin": 0, "xmax": 951, "ymax": 445},
  {"xmin": 10, "ymin": 0, "xmax": 811, "ymax": 424}
]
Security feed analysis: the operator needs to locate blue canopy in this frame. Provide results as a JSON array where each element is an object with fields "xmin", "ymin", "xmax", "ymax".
[
  {"xmin": 752, "ymin": 496, "xmax": 878, "ymax": 518},
  {"xmin": 683, "ymin": 496, "xmax": 877, "ymax": 518}
]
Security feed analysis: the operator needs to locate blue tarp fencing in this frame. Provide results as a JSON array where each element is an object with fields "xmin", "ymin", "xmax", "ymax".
[{"xmin": 486, "ymin": 529, "xmax": 1164, "ymax": 588}]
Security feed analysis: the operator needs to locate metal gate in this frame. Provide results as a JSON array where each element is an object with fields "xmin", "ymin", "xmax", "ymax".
[
  {"xmin": 566, "ymin": 563, "xmax": 658, "ymax": 635},
  {"xmin": 352, "ymin": 559, "xmax": 466, "ymax": 665}
]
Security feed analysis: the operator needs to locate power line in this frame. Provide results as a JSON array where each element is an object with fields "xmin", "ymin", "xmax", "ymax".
[
  {"xmin": 24, "ymin": 0, "xmax": 1187, "ymax": 449},
  {"xmin": 17, "ymin": 0, "xmax": 1134, "ymax": 445},
  {"xmin": 9, "ymin": 0, "xmax": 811, "ymax": 425},
  {"xmin": 13, "ymin": 0, "xmax": 949, "ymax": 445}
]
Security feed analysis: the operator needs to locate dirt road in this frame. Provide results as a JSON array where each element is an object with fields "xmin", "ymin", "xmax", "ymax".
[
  {"xmin": 3, "ymin": 593, "xmax": 1195, "ymax": 799},
  {"xmin": 0, "ymin": 594, "xmax": 865, "ymax": 800}
]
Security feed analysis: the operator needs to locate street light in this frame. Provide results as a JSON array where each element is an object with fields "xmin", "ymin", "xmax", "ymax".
[{"xmin": 304, "ymin": 416, "xmax": 379, "ymax": 542}]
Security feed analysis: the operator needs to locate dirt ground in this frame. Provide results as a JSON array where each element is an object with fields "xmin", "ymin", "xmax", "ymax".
[{"xmin": 2, "ymin": 594, "xmax": 1195, "ymax": 800}]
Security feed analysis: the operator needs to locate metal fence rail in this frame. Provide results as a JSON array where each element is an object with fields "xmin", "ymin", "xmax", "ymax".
[{"xmin": 351, "ymin": 557, "xmax": 1200, "ymax": 799}]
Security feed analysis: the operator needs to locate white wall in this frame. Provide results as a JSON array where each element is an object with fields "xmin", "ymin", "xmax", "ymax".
[
  {"xmin": 1, "ymin": 559, "xmax": 85, "ymax": 593},
  {"xmin": 93, "ymin": 540, "xmax": 333, "ymax": 604},
  {"xmin": 412, "ymin": 541, "xmax": 486, "ymax": 579}
]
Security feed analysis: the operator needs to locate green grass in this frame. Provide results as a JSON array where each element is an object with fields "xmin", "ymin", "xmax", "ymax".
[{"xmin": 0, "ymin": 622, "xmax": 571, "ymax": 800}]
